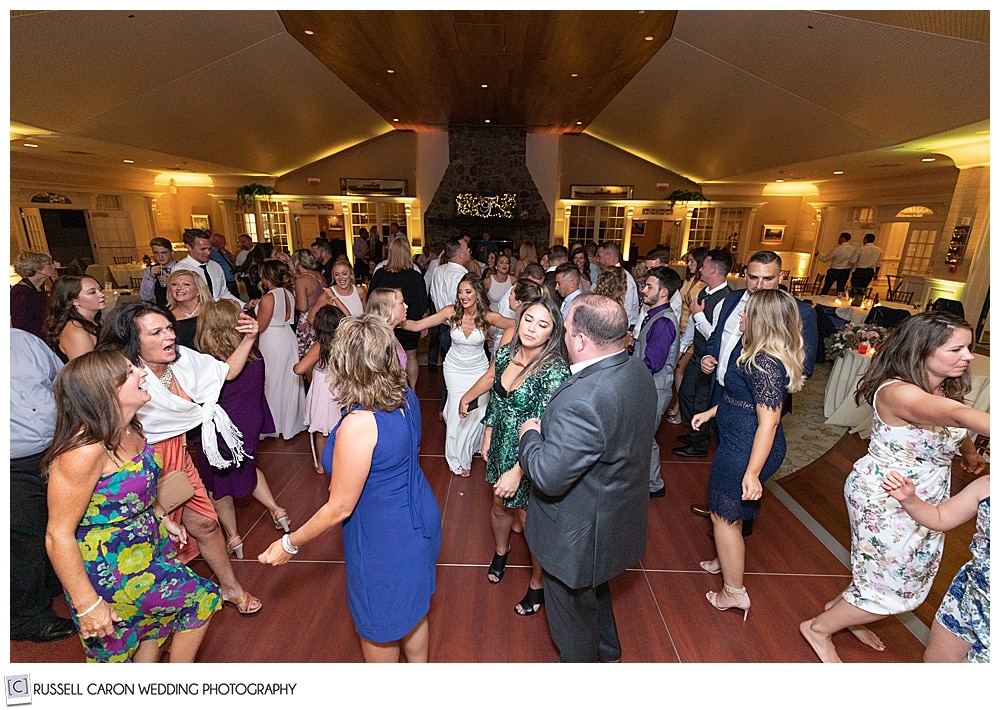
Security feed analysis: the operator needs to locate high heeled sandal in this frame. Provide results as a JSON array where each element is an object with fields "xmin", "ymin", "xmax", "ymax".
[
  {"xmin": 272, "ymin": 508, "xmax": 291, "ymax": 533},
  {"xmin": 514, "ymin": 586, "xmax": 544, "ymax": 616},
  {"xmin": 487, "ymin": 550, "xmax": 509, "ymax": 584},
  {"xmin": 227, "ymin": 536, "xmax": 244, "ymax": 560},
  {"xmin": 666, "ymin": 407, "xmax": 682, "ymax": 425},
  {"xmin": 222, "ymin": 592, "xmax": 262, "ymax": 615},
  {"xmin": 699, "ymin": 559, "xmax": 722, "ymax": 575},
  {"xmin": 706, "ymin": 583, "xmax": 751, "ymax": 621}
]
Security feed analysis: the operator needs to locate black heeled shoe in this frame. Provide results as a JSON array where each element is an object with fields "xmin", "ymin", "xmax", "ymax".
[
  {"xmin": 514, "ymin": 586, "xmax": 544, "ymax": 616},
  {"xmin": 487, "ymin": 550, "xmax": 509, "ymax": 584}
]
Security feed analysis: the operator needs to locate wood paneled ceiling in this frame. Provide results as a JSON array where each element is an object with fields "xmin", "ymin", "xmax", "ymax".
[
  {"xmin": 278, "ymin": 10, "xmax": 677, "ymax": 133},
  {"xmin": 8, "ymin": 10, "xmax": 990, "ymax": 187}
]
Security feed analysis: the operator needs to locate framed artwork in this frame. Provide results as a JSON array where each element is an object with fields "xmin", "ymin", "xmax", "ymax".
[
  {"xmin": 762, "ymin": 224, "xmax": 785, "ymax": 242},
  {"xmin": 340, "ymin": 178, "xmax": 407, "ymax": 196},
  {"xmin": 191, "ymin": 214, "xmax": 211, "ymax": 231},
  {"xmin": 570, "ymin": 185, "xmax": 633, "ymax": 199},
  {"xmin": 631, "ymin": 220, "xmax": 646, "ymax": 236}
]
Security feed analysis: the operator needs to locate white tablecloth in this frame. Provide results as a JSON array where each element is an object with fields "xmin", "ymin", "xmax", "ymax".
[
  {"xmin": 807, "ymin": 294, "xmax": 923, "ymax": 325},
  {"xmin": 108, "ymin": 264, "xmax": 146, "ymax": 289},
  {"xmin": 825, "ymin": 349, "xmax": 990, "ymax": 436}
]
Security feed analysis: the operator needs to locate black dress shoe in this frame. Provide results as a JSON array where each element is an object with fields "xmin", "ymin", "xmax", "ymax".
[
  {"xmin": 690, "ymin": 503, "xmax": 711, "ymax": 517},
  {"xmin": 676, "ymin": 433, "xmax": 691, "ymax": 445},
  {"xmin": 649, "ymin": 487, "xmax": 666, "ymax": 499},
  {"xmin": 672, "ymin": 445, "xmax": 708, "ymax": 458},
  {"xmin": 11, "ymin": 617, "xmax": 76, "ymax": 643}
]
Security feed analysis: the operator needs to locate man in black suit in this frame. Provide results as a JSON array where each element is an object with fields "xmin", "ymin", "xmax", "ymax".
[
  {"xmin": 519, "ymin": 293, "xmax": 657, "ymax": 662},
  {"xmin": 689, "ymin": 250, "xmax": 818, "ymax": 525}
]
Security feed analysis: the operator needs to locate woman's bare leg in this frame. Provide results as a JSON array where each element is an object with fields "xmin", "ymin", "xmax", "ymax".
[
  {"xmin": 489, "ymin": 496, "xmax": 515, "ymax": 580},
  {"xmin": 800, "ymin": 596, "xmax": 885, "ymax": 663},
  {"xmin": 312, "ymin": 432, "xmax": 328, "ymax": 473},
  {"xmin": 399, "ymin": 616, "xmax": 429, "ymax": 662},
  {"xmin": 923, "ymin": 619, "xmax": 973, "ymax": 663},
  {"xmin": 181, "ymin": 507, "xmax": 247, "ymax": 601},
  {"xmin": 405, "ymin": 349, "xmax": 419, "ymax": 390},
  {"xmin": 824, "ymin": 596, "xmax": 885, "ymax": 651},
  {"xmin": 359, "ymin": 638, "xmax": 401, "ymax": 663},
  {"xmin": 711, "ymin": 514, "xmax": 746, "ymax": 600},
  {"xmin": 132, "ymin": 638, "xmax": 162, "ymax": 663},
  {"xmin": 168, "ymin": 623, "xmax": 211, "ymax": 662},
  {"xmin": 208, "ymin": 494, "xmax": 238, "ymax": 543},
  {"xmin": 250, "ymin": 468, "xmax": 281, "ymax": 517}
]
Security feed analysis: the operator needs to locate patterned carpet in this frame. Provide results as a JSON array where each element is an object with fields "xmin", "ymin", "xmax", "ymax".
[{"xmin": 774, "ymin": 360, "xmax": 849, "ymax": 479}]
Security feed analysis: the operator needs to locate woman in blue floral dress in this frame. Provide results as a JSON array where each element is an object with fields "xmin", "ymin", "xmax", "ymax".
[
  {"xmin": 460, "ymin": 298, "xmax": 570, "ymax": 616},
  {"xmin": 44, "ymin": 350, "xmax": 219, "ymax": 662},
  {"xmin": 800, "ymin": 311, "xmax": 989, "ymax": 663}
]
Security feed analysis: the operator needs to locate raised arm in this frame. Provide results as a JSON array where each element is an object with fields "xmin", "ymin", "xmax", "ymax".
[
  {"xmin": 485, "ymin": 311, "xmax": 515, "ymax": 330},
  {"xmin": 401, "ymin": 305, "xmax": 455, "ymax": 332},
  {"xmin": 224, "ymin": 312, "xmax": 260, "ymax": 380},
  {"xmin": 878, "ymin": 383, "xmax": 990, "ymax": 436}
]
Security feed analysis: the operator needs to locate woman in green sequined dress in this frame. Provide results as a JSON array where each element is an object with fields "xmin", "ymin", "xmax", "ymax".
[{"xmin": 460, "ymin": 298, "xmax": 569, "ymax": 616}]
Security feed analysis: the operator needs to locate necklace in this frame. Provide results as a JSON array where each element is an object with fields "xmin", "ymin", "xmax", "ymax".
[
  {"xmin": 178, "ymin": 304, "xmax": 200, "ymax": 319},
  {"xmin": 159, "ymin": 364, "xmax": 174, "ymax": 390}
]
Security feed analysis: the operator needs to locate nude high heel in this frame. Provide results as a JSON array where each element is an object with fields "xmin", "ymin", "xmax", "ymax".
[
  {"xmin": 272, "ymin": 508, "xmax": 291, "ymax": 533},
  {"xmin": 706, "ymin": 583, "xmax": 751, "ymax": 621},
  {"xmin": 227, "ymin": 535, "xmax": 244, "ymax": 560}
]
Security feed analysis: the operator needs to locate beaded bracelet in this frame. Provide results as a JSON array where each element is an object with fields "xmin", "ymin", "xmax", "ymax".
[
  {"xmin": 76, "ymin": 598, "xmax": 102, "ymax": 618},
  {"xmin": 281, "ymin": 534, "xmax": 299, "ymax": 555}
]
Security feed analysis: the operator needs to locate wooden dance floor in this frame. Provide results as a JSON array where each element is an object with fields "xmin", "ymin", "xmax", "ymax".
[{"xmin": 11, "ymin": 366, "xmax": 978, "ymax": 663}]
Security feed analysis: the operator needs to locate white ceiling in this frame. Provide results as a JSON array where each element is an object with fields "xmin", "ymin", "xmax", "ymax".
[{"xmin": 9, "ymin": 9, "xmax": 990, "ymax": 188}]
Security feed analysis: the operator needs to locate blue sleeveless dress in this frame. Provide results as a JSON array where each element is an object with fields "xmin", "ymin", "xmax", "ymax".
[{"xmin": 322, "ymin": 388, "xmax": 442, "ymax": 643}]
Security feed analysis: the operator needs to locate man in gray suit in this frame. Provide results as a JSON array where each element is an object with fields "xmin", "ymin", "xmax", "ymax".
[{"xmin": 518, "ymin": 293, "xmax": 657, "ymax": 662}]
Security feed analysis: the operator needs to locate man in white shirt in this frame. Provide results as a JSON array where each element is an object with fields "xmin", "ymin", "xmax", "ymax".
[
  {"xmin": 554, "ymin": 263, "xmax": 582, "ymax": 319},
  {"xmin": 428, "ymin": 237, "xmax": 472, "ymax": 400},
  {"xmin": 234, "ymin": 234, "xmax": 253, "ymax": 269},
  {"xmin": 850, "ymin": 233, "xmax": 883, "ymax": 293},
  {"xmin": 815, "ymin": 232, "xmax": 858, "ymax": 296},
  {"xmin": 597, "ymin": 242, "xmax": 640, "ymax": 328},
  {"xmin": 544, "ymin": 245, "xmax": 570, "ymax": 305},
  {"xmin": 175, "ymin": 228, "xmax": 244, "ymax": 304}
]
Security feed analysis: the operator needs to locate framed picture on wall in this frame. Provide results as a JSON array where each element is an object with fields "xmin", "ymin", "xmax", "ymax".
[
  {"xmin": 631, "ymin": 220, "xmax": 646, "ymax": 236},
  {"xmin": 762, "ymin": 224, "xmax": 785, "ymax": 242},
  {"xmin": 191, "ymin": 214, "xmax": 210, "ymax": 231}
]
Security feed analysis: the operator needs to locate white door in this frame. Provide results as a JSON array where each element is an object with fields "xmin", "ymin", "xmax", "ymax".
[{"xmin": 18, "ymin": 207, "xmax": 49, "ymax": 253}]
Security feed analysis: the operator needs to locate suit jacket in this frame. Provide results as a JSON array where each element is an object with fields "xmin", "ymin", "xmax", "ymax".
[{"xmin": 519, "ymin": 350, "xmax": 656, "ymax": 589}]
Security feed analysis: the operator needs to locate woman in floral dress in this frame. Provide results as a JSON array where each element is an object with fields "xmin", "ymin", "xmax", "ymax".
[
  {"xmin": 460, "ymin": 298, "xmax": 570, "ymax": 615},
  {"xmin": 800, "ymin": 311, "xmax": 989, "ymax": 663},
  {"xmin": 44, "ymin": 350, "xmax": 219, "ymax": 662}
]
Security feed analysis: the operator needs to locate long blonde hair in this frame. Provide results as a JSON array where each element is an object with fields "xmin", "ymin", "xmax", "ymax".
[
  {"xmin": 329, "ymin": 315, "xmax": 408, "ymax": 412},
  {"xmin": 365, "ymin": 287, "xmax": 401, "ymax": 326},
  {"xmin": 736, "ymin": 289, "xmax": 805, "ymax": 393}
]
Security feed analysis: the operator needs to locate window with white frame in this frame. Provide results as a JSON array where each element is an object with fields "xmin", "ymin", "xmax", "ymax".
[
  {"xmin": 568, "ymin": 205, "xmax": 626, "ymax": 247},
  {"xmin": 898, "ymin": 228, "xmax": 938, "ymax": 275},
  {"xmin": 685, "ymin": 207, "xmax": 713, "ymax": 252}
]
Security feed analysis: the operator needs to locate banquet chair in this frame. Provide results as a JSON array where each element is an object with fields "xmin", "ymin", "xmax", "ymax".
[
  {"xmin": 930, "ymin": 298, "xmax": 965, "ymax": 318},
  {"xmin": 85, "ymin": 263, "xmax": 112, "ymax": 286},
  {"xmin": 113, "ymin": 255, "xmax": 133, "ymax": 264},
  {"xmin": 130, "ymin": 276, "xmax": 143, "ymax": 290},
  {"xmin": 806, "ymin": 273, "xmax": 825, "ymax": 294},
  {"xmin": 886, "ymin": 289, "xmax": 914, "ymax": 305},
  {"xmin": 865, "ymin": 306, "xmax": 911, "ymax": 328}
]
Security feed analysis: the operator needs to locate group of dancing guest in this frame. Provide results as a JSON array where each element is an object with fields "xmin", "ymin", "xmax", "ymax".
[
  {"xmin": 256, "ymin": 260, "xmax": 307, "ymax": 440},
  {"xmin": 368, "ymin": 237, "xmax": 429, "ymax": 388},
  {"xmin": 460, "ymin": 297, "xmax": 570, "ymax": 616},
  {"xmin": 692, "ymin": 289, "xmax": 806, "ymax": 620},
  {"xmin": 97, "ymin": 301, "xmax": 263, "ymax": 616},
  {"xmin": 800, "ymin": 310, "xmax": 989, "ymax": 663},
  {"xmin": 402, "ymin": 273, "xmax": 513, "ymax": 477},
  {"xmin": 294, "ymin": 305, "xmax": 346, "ymax": 473},
  {"xmin": 260, "ymin": 315, "xmax": 442, "ymax": 663},
  {"xmin": 44, "ymin": 349, "xmax": 220, "ymax": 661},
  {"xmin": 45, "ymin": 275, "xmax": 107, "ymax": 362}
]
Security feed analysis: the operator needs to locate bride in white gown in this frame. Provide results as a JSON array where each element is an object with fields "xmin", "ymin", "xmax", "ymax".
[
  {"xmin": 403, "ymin": 274, "xmax": 514, "ymax": 476},
  {"xmin": 256, "ymin": 260, "xmax": 307, "ymax": 440}
]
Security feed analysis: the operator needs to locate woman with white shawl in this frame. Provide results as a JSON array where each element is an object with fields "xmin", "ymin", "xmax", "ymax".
[{"xmin": 98, "ymin": 301, "xmax": 263, "ymax": 615}]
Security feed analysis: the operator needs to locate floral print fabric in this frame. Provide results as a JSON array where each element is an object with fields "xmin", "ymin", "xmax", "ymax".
[
  {"xmin": 71, "ymin": 442, "xmax": 219, "ymax": 662},
  {"xmin": 935, "ymin": 496, "xmax": 990, "ymax": 662},
  {"xmin": 842, "ymin": 380, "xmax": 966, "ymax": 614}
]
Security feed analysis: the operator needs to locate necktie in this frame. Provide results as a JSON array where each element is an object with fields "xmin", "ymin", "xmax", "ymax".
[
  {"xmin": 640, "ymin": 311, "xmax": 652, "ymax": 332},
  {"xmin": 200, "ymin": 264, "xmax": 214, "ymax": 294}
]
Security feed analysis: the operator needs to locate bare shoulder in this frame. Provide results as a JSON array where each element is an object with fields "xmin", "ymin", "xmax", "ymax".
[{"xmin": 50, "ymin": 443, "xmax": 110, "ymax": 481}]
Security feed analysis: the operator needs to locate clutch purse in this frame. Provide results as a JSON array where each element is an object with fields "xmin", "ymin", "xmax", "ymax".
[{"xmin": 156, "ymin": 470, "xmax": 195, "ymax": 513}]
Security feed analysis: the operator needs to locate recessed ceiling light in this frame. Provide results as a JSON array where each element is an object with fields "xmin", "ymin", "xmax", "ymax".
[
  {"xmin": 775, "ymin": 179, "xmax": 784, "ymax": 183},
  {"xmin": 485, "ymin": 119, "xmax": 491, "ymax": 124},
  {"xmin": 386, "ymin": 69, "xmax": 395, "ymax": 74},
  {"xmin": 123, "ymin": 159, "xmax": 134, "ymax": 164},
  {"xmin": 644, "ymin": 35, "xmax": 654, "ymax": 41},
  {"xmin": 570, "ymin": 73, "xmax": 578, "ymax": 78},
  {"xmin": 303, "ymin": 30, "xmax": 314, "ymax": 35},
  {"xmin": 833, "ymin": 170, "xmax": 844, "ymax": 175},
  {"xmin": 576, "ymin": 121, "xmax": 582, "ymax": 125},
  {"xmin": 481, "ymin": 84, "xmax": 488, "ymax": 89},
  {"xmin": 392, "ymin": 118, "xmax": 399, "ymax": 122},
  {"xmin": 921, "ymin": 157, "xmax": 936, "ymax": 162},
  {"xmin": 23, "ymin": 143, "xmax": 38, "ymax": 148}
]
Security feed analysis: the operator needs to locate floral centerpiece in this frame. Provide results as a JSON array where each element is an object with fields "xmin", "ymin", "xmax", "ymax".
[{"xmin": 824, "ymin": 323, "xmax": 891, "ymax": 360}]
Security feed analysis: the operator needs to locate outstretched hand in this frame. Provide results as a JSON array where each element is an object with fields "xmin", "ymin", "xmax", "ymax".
[
  {"xmin": 881, "ymin": 471, "xmax": 916, "ymax": 502},
  {"xmin": 258, "ymin": 538, "xmax": 293, "ymax": 566}
]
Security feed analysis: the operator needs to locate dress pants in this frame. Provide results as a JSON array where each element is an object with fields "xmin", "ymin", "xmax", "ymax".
[
  {"xmin": 542, "ymin": 571, "xmax": 621, "ymax": 663},
  {"xmin": 850, "ymin": 268, "xmax": 875, "ymax": 292},
  {"xmin": 427, "ymin": 323, "xmax": 442, "ymax": 367},
  {"xmin": 677, "ymin": 356, "xmax": 713, "ymax": 448},
  {"xmin": 649, "ymin": 387, "xmax": 671, "ymax": 492},
  {"xmin": 10, "ymin": 451, "xmax": 65, "ymax": 637},
  {"xmin": 820, "ymin": 268, "xmax": 851, "ymax": 295}
]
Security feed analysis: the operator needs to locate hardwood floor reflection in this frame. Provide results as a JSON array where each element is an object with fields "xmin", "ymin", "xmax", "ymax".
[{"xmin": 11, "ymin": 367, "xmax": 978, "ymax": 663}]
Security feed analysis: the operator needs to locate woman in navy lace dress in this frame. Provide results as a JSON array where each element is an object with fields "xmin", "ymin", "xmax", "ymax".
[{"xmin": 691, "ymin": 289, "xmax": 806, "ymax": 621}]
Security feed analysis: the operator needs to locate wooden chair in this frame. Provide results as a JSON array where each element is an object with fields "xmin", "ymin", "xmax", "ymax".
[
  {"xmin": 887, "ymin": 289, "xmax": 914, "ymax": 305},
  {"xmin": 884, "ymin": 274, "xmax": 903, "ymax": 300},
  {"xmin": 113, "ymin": 255, "xmax": 133, "ymax": 265},
  {"xmin": 806, "ymin": 273, "xmax": 825, "ymax": 294},
  {"xmin": 789, "ymin": 276, "xmax": 809, "ymax": 296},
  {"xmin": 130, "ymin": 276, "xmax": 143, "ymax": 290}
]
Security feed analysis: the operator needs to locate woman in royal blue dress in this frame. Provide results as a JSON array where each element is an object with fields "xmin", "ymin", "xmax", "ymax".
[
  {"xmin": 259, "ymin": 315, "xmax": 442, "ymax": 662},
  {"xmin": 691, "ymin": 289, "xmax": 805, "ymax": 621}
]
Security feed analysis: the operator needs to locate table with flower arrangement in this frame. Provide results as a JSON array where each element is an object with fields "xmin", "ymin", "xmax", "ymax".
[
  {"xmin": 824, "ymin": 347, "xmax": 990, "ymax": 436},
  {"xmin": 807, "ymin": 294, "xmax": 923, "ymax": 324}
]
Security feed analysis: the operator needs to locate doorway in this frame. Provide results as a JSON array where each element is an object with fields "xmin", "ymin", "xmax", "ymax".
[{"xmin": 38, "ymin": 209, "xmax": 95, "ymax": 265}]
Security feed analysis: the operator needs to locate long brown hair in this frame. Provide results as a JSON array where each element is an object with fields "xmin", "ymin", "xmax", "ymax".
[
  {"xmin": 855, "ymin": 310, "xmax": 973, "ymax": 406},
  {"xmin": 45, "ymin": 275, "xmax": 103, "ymax": 345},
  {"xmin": 508, "ymin": 298, "xmax": 568, "ymax": 383},
  {"xmin": 449, "ymin": 273, "xmax": 491, "ymax": 335},
  {"xmin": 42, "ymin": 350, "xmax": 141, "ymax": 475},
  {"xmin": 195, "ymin": 299, "xmax": 258, "ymax": 361}
]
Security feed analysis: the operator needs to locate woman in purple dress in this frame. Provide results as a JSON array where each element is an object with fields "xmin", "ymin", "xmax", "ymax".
[{"xmin": 188, "ymin": 300, "xmax": 290, "ymax": 560}]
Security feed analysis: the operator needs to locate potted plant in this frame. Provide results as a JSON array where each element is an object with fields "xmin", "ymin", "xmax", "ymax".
[
  {"xmin": 236, "ymin": 183, "xmax": 274, "ymax": 207},
  {"xmin": 667, "ymin": 189, "xmax": 707, "ymax": 207}
]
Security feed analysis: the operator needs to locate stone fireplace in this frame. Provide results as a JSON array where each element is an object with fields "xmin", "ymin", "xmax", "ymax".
[{"xmin": 424, "ymin": 126, "xmax": 549, "ymax": 250}]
